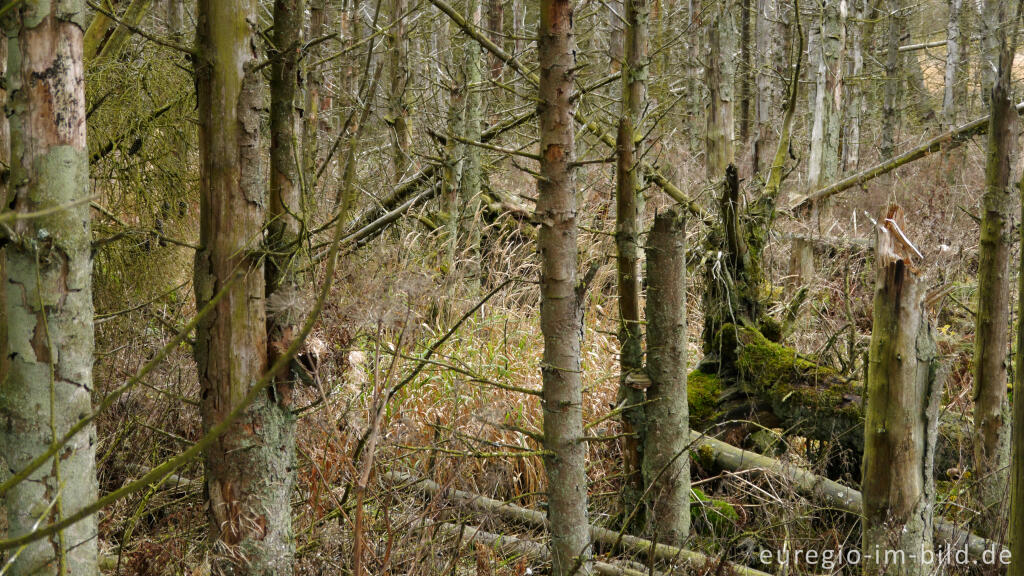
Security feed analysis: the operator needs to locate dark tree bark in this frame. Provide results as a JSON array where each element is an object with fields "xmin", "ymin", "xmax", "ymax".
[
  {"xmin": 538, "ymin": 0, "xmax": 590, "ymax": 571},
  {"xmin": 0, "ymin": 3, "xmax": 98, "ymax": 574}
]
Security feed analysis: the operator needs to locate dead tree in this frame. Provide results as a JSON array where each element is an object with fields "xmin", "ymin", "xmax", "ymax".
[
  {"xmin": 861, "ymin": 207, "xmax": 943, "ymax": 576},
  {"xmin": 642, "ymin": 209, "xmax": 690, "ymax": 545}
]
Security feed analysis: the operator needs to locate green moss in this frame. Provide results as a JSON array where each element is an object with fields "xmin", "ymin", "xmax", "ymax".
[
  {"xmin": 687, "ymin": 369, "xmax": 723, "ymax": 427},
  {"xmin": 691, "ymin": 487, "xmax": 739, "ymax": 534}
]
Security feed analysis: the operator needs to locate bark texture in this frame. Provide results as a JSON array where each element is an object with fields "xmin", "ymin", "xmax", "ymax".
[
  {"xmin": 195, "ymin": 2, "xmax": 293, "ymax": 573},
  {"xmin": 537, "ymin": 0, "xmax": 590, "ymax": 570},
  {"xmin": 0, "ymin": 3, "xmax": 97, "ymax": 574},
  {"xmin": 705, "ymin": 0, "xmax": 736, "ymax": 180},
  {"xmin": 861, "ymin": 216, "xmax": 943, "ymax": 576},
  {"xmin": 642, "ymin": 209, "xmax": 689, "ymax": 545},
  {"xmin": 971, "ymin": 18, "xmax": 1016, "ymax": 537},
  {"xmin": 942, "ymin": 0, "xmax": 963, "ymax": 128},
  {"xmin": 615, "ymin": 0, "xmax": 647, "ymax": 531},
  {"xmin": 264, "ymin": 0, "xmax": 304, "ymax": 568},
  {"xmin": 1009, "ymin": 137, "xmax": 1024, "ymax": 576},
  {"xmin": 388, "ymin": 0, "xmax": 413, "ymax": 180}
]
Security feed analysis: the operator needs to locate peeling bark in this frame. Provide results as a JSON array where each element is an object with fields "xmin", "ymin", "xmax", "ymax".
[
  {"xmin": 0, "ymin": 3, "xmax": 98, "ymax": 574},
  {"xmin": 195, "ymin": 1, "xmax": 292, "ymax": 573}
]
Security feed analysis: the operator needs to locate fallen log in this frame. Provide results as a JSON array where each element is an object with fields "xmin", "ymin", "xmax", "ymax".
[
  {"xmin": 690, "ymin": 324, "xmax": 969, "ymax": 478},
  {"xmin": 384, "ymin": 471, "xmax": 774, "ymax": 576},
  {"xmin": 386, "ymin": 435, "xmax": 999, "ymax": 564},
  {"xmin": 433, "ymin": 522, "xmax": 667, "ymax": 576},
  {"xmin": 687, "ymin": 432, "xmax": 999, "ymax": 560},
  {"xmin": 791, "ymin": 101, "xmax": 1024, "ymax": 212}
]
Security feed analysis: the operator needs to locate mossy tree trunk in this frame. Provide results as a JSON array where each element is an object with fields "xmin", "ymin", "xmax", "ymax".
[
  {"xmin": 537, "ymin": 0, "xmax": 591, "ymax": 570},
  {"xmin": 861, "ymin": 218, "xmax": 943, "ymax": 576},
  {"xmin": 642, "ymin": 209, "xmax": 689, "ymax": 545},
  {"xmin": 971, "ymin": 3, "xmax": 1017, "ymax": 536},
  {"xmin": 0, "ymin": 3, "xmax": 98, "ymax": 574},
  {"xmin": 1008, "ymin": 140, "xmax": 1024, "ymax": 576},
  {"xmin": 94, "ymin": 0, "xmax": 154, "ymax": 62},
  {"xmin": 702, "ymin": 165, "xmax": 765, "ymax": 355},
  {"xmin": 615, "ymin": 0, "xmax": 648, "ymax": 532},
  {"xmin": 195, "ymin": 2, "xmax": 292, "ymax": 573}
]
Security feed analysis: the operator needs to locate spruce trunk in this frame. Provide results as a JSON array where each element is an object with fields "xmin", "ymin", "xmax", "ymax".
[
  {"xmin": 642, "ymin": 209, "xmax": 689, "ymax": 545},
  {"xmin": 195, "ymin": 2, "xmax": 291, "ymax": 573},
  {"xmin": 538, "ymin": 0, "xmax": 590, "ymax": 570}
]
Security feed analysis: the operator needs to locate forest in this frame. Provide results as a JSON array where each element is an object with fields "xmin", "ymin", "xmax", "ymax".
[{"xmin": 2, "ymin": 0, "xmax": 1024, "ymax": 574}]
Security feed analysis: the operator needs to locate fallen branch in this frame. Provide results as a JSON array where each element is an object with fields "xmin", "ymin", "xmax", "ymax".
[
  {"xmin": 690, "ymin": 431, "xmax": 1001, "ymax": 560},
  {"xmin": 384, "ymin": 471, "xmax": 774, "ymax": 576},
  {"xmin": 432, "ymin": 522, "xmax": 667, "ymax": 576},
  {"xmin": 791, "ymin": 101, "xmax": 1024, "ymax": 212}
]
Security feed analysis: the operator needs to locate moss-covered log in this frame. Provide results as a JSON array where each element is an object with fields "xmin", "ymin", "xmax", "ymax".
[{"xmin": 688, "ymin": 324, "xmax": 967, "ymax": 478}]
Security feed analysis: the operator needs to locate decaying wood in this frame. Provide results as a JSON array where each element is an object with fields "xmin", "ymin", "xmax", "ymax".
[
  {"xmin": 432, "ymin": 522, "xmax": 666, "ymax": 576},
  {"xmin": 688, "ymin": 432, "xmax": 999, "ymax": 560},
  {"xmin": 384, "ymin": 471, "xmax": 774, "ymax": 576}
]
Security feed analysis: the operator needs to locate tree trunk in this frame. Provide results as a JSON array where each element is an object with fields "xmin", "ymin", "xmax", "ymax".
[
  {"xmin": 705, "ymin": 0, "xmax": 737, "ymax": 180},
  {"xmin": 195, "ymin": 2, "xmax": 291, "ymax": 573},
  {"xmin": 264, "ymin": 0, "xmax": 305, "ymax": 569},
  {"xmin": 843, "ymin": 0, "xmax": 865, "ymax": 171},
  {"xmin": 978, "ymin": 0, "xmax": 1000, "ymax": 108},
  {"xmin": 461, "ymin": 0, "xmax": 484, "ymax": 293},
  {"xmin": 166, "ymin": 0, "xmax": 183, "ymax": 40},
  {"xmin": 615, "ymin": 0, "xmax": 648, "ymax": 532},
  {"xmin": 0, "ymin": 4, "xmax": 98, "ymax": 575},
  {"xmin": 487, "ymin": 0, "xmax": 504, "ymax": 78},
  {"xmin": 304, "ymin": 0, "xmax": 326, "ymax": 188},
  {"xmin": 738, "ymin": 0, "xmax": 751, "ymax": 145},
  {"xmin": 861, "ymin": 211, "xmax": 942, "ymax": 576},
  {"xmin": 83, "ymin": 0, "xmax": 117, "ymax": 60},
  {"xmin": 807, "ymin": 0, "xmax": 843, "ymax": 188},
  {"xmin": 880, "ymin": 0, "xmax": 900, "ymax": 160},
  {"xmin": 642, "ymin": 209, "xmax": 689, "ymax": 546},
  {"xmin": 971, "ymin": 12, "xmax": 1016, "ymax": 537},
  {"xmin": 389, "ymin": 0, "xmax": 413, "ymax": 180},
  {"xmin": 943, "ymin": 0, "xmax": 963, "ymax": 128},
  {"xmin": 537, "ymin": 0, "xmax": 590, "ymax": 571},
  {"xmin": 443, "ymin": 17, "xmax": 467, "ymax": 273},
  {"xmin": 95, "ymin": 0, "xmax": 154, "ymax": 62},
  {"xmin": 1008, "ymin": 138, "xmax": 1024, "ymax": 576}
]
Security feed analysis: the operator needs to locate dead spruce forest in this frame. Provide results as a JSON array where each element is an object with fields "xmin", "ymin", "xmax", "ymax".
[{"xmin": 9, "ymin": 0, "xmax": 1024, "ymax": 575}]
